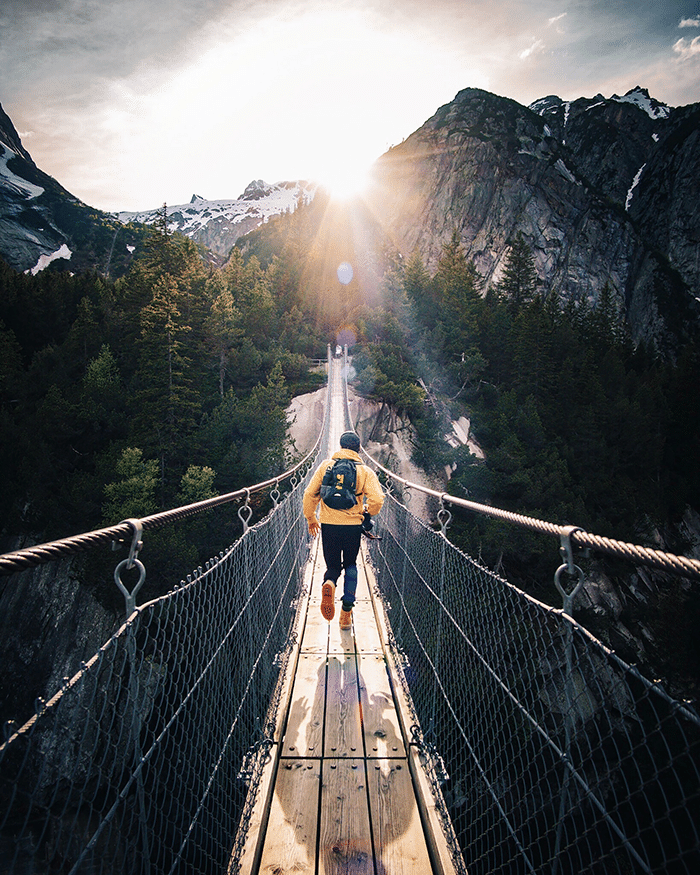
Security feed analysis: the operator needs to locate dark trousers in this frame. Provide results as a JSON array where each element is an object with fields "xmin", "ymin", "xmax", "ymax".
[{"xmin": 321, "ymin": 524, "xmax": 362, "ymax": 610}]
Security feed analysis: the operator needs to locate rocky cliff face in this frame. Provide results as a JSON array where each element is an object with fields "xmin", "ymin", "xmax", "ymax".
[
  {"xmin": 0, "ymin": 553, "xmax": 121, "ymax": 729},
  {"xmin": 627, "ymin": 102, "xmax": 700, "ymax": 318},
  {"xmin": 529, "ymin": 88, "xmax": 670, "ymax": 205},
  {"xmin": 365, "ymin": 87, "xmax": 700, "ymax": 351}
]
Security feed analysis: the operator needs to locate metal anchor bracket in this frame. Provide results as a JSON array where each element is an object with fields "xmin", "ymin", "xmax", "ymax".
[
  {"xmin": 437, "ymin": 495, "xmax": 453, "ymax": 536},
  {"xmin": 238, "ymin": 490, "xmax": 253, "ymax": 533},
  {"xmin": 114, "ymin": 518, "xmax": 146, "ymax": 618},
  {"xmin": 555, "ymin": 526, "xmax": 585, "ymax": 616}
]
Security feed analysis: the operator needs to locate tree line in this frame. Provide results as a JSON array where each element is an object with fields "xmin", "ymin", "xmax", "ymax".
[
  {"xmin": 0, "ymin": 208, "xmax": 329, "ymax": 593},
  {"xmin": 341, "ymin": 230, "xmax": 700, "ymax": 691},
  {"xmin": 1, "ymin": 203, "xmax": 699, "ymax": 686}
]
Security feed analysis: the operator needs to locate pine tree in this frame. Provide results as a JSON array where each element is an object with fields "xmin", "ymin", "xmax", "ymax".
[
  {"xmin": 511, "ymin": 298, "xmax": 554, "ymax": 401},
  {"xmin": 204, "ymin": 273, "xmax": 243, "ymax": 399},
  {"xmin": 433, "ymin": 230, "xmax": 482, "ymax": 316},
  {"xmin": 103, "ymin": 447, "xmax": 159, "ymax": 522},
  {"xmin": 403, "ymin": 249, "xmax": 434, "ymax": 325},
  {"xmin": 496, "ymin": 232, "xmax": 538, "ymax": 312},
  {"xmin": 131, "ymin": 273, "xmax": 200, "ymax": 477}
]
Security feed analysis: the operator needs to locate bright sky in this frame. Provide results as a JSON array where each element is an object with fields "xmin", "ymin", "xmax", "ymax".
[{"xmin": 1, "ymin": 0, "xmax": 699, "ymax": 212}]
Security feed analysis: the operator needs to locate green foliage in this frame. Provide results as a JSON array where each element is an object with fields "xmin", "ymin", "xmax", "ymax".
[
  {"xmin": 0, "ymin": 320, "xmax": 24, "ymax": 400},
  {"xmin": 103, "ymin": 447, "xmax": 159, "ymax": 523},
  {"xmin": 84, "ymin": 344, "xmax": 120, "ymax": 394},
  {"xmin": 178, "ymin": 465, "xmax": 217, "ymax": 504},
  {"xmin": 0, "ymin": 211, "xmax": 326, "ymax": 559},
  {"xmin": 494, "ymin": 231, "xmax": 539, "ymax": 312},
  {"xmin": 385, "ymin": 232, "xmax": 700, "ymax": 605},
  {"xmin": 349, "ymin": 314, "xmax": 425, "ymax": 417}
]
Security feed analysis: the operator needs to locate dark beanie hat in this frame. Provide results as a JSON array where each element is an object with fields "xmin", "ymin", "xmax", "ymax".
[{"xmin": 339, "ymin": 431, "xmax": 361, "ymax": 452}]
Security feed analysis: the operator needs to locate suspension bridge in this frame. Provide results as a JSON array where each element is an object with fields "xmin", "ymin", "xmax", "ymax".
[{"xmin": 0, "ymin": 349, "xmax": 699, "ymax": 874}]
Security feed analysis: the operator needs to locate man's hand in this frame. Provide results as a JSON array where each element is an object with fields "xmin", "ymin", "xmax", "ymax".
[
  {"xmin": 308, "ymin": 519, "xmax": 321, "ymax": 538},
  {"xmin": 362, "ymin": 511, "xmax": 373, "ymax": 532}
]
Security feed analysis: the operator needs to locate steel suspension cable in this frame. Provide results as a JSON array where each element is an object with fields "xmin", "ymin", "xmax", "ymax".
[
  {"xmin": 337, "ymin": 349, "xmax": 700, "ymax": 580},
  {"xmin": 0, "ymin": 416, "xmax": 325, "ymax": 577},
  {"xmin": 361, "ymin": 452, "xmax": 700, "ymax": 579},
  {"xmin": 367, "ymin": 457, "xmax": 700, "ymax": 578}
]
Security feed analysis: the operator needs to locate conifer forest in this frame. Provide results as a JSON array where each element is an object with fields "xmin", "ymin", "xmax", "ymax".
[{"xmin": 1, "ymin": 195, "xmax": 699, "ymax": 693}]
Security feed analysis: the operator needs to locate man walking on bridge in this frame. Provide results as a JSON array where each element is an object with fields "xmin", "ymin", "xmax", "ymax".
[{"xmin": 303, "ymin": 431, "xmax": 384, "ymax": 630}]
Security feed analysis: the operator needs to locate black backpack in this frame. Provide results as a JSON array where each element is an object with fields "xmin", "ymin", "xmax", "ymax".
[{"xmin": 320, "ymin": 458, "xmax": 358, "ymax": 510}]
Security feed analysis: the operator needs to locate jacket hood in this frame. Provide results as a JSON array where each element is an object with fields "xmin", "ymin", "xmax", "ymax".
[{"xmin": 332, "ymin": 449, "xmax": 362, "ymax": 463}]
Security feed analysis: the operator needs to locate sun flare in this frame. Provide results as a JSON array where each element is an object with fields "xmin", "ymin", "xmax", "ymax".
[{"xmin": 316, "ymin": 160, "xmax": 373, "ymax": 201}]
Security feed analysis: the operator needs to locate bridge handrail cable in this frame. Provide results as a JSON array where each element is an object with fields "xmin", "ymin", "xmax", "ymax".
[
  {"xmin": 362, "ymin": 455, "xmax": 700, "ymax": 579},
  {"xmin": 338, "ymin": 349, "xmax": 700, "ymax": 580},
  {"xmin": 0, "ymin": 351, "xmax": 332, "ymax": 578}
]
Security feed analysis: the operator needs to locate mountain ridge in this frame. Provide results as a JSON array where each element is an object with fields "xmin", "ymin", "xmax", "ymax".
[
  {"xmin": 0, "ymin": 102, "xmax": 150, "ymax": 277},
  {"xmin": 116, "ymin": 179, "xmax": 317, "ymax": 258},
  {"xmin": 363, "ymin": 85, "xmax": 699, "ymax": 350},
  {"xmin": 1, "ymin": 85, "xmax": 698, "ymax": 351}
]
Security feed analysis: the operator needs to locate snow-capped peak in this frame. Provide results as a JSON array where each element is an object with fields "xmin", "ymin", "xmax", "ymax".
[
  {"xmin": 529, "ymin": 95, "xmax": 563, "ymax": 116},
  {"xmin": 612, "ymin": 87, "xmax": 671, "ymax": 120},
  {"xmin": 116, "ymin": 180, "xmax": 317, "ymax": 258}
]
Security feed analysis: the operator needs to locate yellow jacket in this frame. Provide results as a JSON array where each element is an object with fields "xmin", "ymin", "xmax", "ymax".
[{"xmin": 303, "ymin": 449, "xmax": 384, "ymax": 526}]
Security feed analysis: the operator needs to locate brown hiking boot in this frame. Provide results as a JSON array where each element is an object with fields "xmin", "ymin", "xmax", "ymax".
[
  {"xmin": 320, "ymin": 581, "xmax": 336, "ymax": 621},
  {"xmin": 339, "ymin": 608, "xmax": 352, "ymax": 631}
]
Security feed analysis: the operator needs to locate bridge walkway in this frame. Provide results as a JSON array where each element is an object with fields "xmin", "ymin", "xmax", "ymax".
[{"xmin": 236, "ymin": 526, "xmax": 456, "ymax": 874}]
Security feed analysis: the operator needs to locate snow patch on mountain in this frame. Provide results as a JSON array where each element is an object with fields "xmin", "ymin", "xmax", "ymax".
[
  {"xmin": 625, "ymin": 163, "xmax": 647, "ymax": 211},
  {"xmin": 26, "ymin": 243, "xmax": 72, "ymax": 275},
  {"xmin": 0, "ymin": 144, "xmax": 44, "ymax": 199},
  {"xmin": 530, "ymin": 88, "xmax": 671, "ymax": 126}
]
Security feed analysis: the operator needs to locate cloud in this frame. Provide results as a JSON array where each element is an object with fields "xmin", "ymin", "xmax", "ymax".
[
  {"xmin": 519, "ymin": 38, "xmax": 545, "ymax": 60},
  {"xmin": 3, "ymin": 0, "xmax": 700, "ymax": 211},
  {"xmin": 673, "ymin": 35, "xmax": 700, "ymax": 59}
]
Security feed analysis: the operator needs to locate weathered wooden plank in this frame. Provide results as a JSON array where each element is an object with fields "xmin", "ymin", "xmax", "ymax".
[
  {"xmin": 319, "ymin": 759, "xmax": 374, "ymax": 875},
  {"xmin": 300, "ymin": 608, "xmax": 330, "ymax": 654},
  {"xmin": 364, "ymin": 560, "xmax": 463, "ymax": 875},
  {"xmin": 368, "ymin": 759, "xmax": 433, "ymax": 875},
  {"xmin": 338, "ymin": 600, "xmax": 382, "ymax": 654},
  {"xmin": 328, "ymin": 612, "xmax": 359, "ymax": 655},
  {"xmin": 324, "ymin": 654, "xmax": 363, "ymax": 757},
  {"xmin": 257, "ymin": 758, "xmax": 320, "ymax": 875},
  {"xmin": 281, "ymin": 653, "xmax": 327, "ymax": 758},
  {"xmin": 357, "ymin": 654, "xmax": 406, "ymax": 758},
  {"xmin": 353, "ymin": 564, "xmax": 371, "ymax": 601}
]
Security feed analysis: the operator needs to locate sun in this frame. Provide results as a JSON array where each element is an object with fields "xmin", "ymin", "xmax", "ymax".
[{"xmin": 316, "ymin": 160, "xmax": 373, "ymax": 201}]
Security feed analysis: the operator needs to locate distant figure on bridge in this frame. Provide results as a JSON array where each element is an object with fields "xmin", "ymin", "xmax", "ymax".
[{"xmin": 303, "ymin": 431, "xmax": 384, "ymax": 630}]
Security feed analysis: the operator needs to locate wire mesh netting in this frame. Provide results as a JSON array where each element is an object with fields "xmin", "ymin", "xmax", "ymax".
[
  {"xmin": 366, "ymin": 491, "xmax": 700, "ymax": 875},
  {"xmin": 3, "ymin": 346, "xmax": 700, "ymax": 875},
  {"xmin": 0, "ymin": 468, "xmax": 317, "ymax": 875}
]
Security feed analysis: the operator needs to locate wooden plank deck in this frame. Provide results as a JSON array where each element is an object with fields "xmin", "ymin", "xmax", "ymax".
[{"xmin": 236, "ymin": 535, "xmax": 461, "ymax": 875}]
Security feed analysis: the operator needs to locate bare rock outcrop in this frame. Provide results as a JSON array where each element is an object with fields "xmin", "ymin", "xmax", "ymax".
[{"xmin": 365, "ymin": 87, "xmax": 700, "ymax": 351}]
